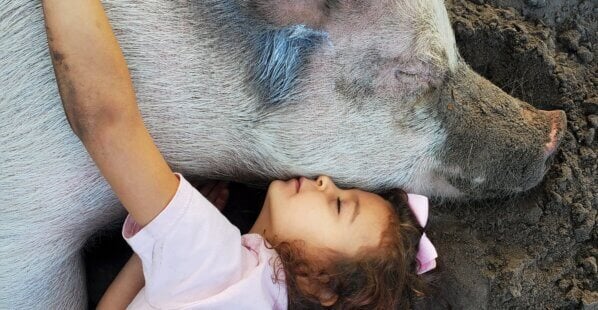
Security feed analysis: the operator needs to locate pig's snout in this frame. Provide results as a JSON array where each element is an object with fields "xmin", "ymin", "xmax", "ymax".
[{"xmin": 541, "ymin": 110, "xmax": 567, "ymax": 157}]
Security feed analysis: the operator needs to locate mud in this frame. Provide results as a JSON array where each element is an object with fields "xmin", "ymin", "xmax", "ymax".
[{"xmin": 84, "ymin": 0, "xmax": 596, "ymax": 308}]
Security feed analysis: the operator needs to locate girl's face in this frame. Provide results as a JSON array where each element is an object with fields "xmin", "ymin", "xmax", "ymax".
[{"xmin": 256, "ymin": 176, "xmax": 392, "ymax": 257}]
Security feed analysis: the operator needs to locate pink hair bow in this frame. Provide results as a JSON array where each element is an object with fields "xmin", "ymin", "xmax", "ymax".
[{"xmin": 407, "ymin": 194, "xmax": 438, "ymax": 274}]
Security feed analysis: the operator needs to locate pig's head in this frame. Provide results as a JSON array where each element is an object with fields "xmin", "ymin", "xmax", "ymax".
[{"xmin": 249, "ymin": 0, "xmax": 566, "ymax": 199}]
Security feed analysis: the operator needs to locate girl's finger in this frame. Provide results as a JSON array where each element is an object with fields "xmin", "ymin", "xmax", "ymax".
[
  {"xmin": 214, "ymin": 190, "xmax": 229, "ymax": 211},
  {"xmin": 218, "ymin": 187, "xmax": 229, "ymax": 202},
  {"xmin": 208, "ymin": 181, "xmax": 228, "ymax": 202},
  {"xmin": 214, "ymin": 181, "xmax": 229, "ymax": 195},
  {"xmin": 199, "ymin": 181, "xmax": 218, "ymax": 196}
]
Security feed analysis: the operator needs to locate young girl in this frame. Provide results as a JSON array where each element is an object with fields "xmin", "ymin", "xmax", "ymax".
[{"xmin": 42, "ymin": 0, "xmax": 438, "ymax": 308}]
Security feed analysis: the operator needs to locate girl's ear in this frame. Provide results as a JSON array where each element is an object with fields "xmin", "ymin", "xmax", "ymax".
[
  {"xmin": 317, "ymin": 288, "xmax": 339, "ymax": 307},
  {"xmin": 296, "ymin": 274, "xmax": 339, "ymax": 306},
  {"xmin": 250, "ymin": 0, "xmax": 330, "ymax": 28}
]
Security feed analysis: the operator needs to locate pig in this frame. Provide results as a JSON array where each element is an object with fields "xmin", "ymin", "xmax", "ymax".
[{"xmin": 0, "ymin": 0, "xmax": 565, "ymax": 308}]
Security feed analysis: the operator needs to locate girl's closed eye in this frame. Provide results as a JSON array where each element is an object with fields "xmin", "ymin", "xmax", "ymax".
[{"xmin": 337, "ymin": 197, "xmax": 342, "ymax": 214}]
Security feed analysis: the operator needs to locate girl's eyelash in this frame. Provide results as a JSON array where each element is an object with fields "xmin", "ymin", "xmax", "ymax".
[{"xmin": 337, "ymin": 197, "xmax": 341, "ymax": 214}]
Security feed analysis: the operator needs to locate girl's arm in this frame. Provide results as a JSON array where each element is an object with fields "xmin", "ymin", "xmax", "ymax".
[
  {"xmin": 97, "ymin": 254, "xmax": 144, "ymax": 310},
  {"xmin": 42, "ymin": 0, "xmax": 178, "ymax": 226}
]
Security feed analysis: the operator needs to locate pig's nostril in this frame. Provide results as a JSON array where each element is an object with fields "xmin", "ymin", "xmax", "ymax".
[
  {"xmin": 542, "ymin": 110, "xmax": 566, "ymax": 157},
  {"xmin": 545, "ymin": 124, "xmax": 559, "ymax": 156}
]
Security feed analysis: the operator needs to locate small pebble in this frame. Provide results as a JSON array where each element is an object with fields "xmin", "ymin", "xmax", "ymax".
[
  {"xmin": 558, "ymin": 30, "xmax": 581, "ymax": 51},
  {"xmin": 558, "ymin": 279, "xmax": 571, "ymax": 290},
  {"xmin": 573, "ymin": 209, "xmax": 596, "ymax": 242},
  {"xmin": 509, "ymin": 284, "xmax": 522, "ymax": 298},
  {"xmin": 584, "ymin": 128, "xmax": 595, "ymax": 145},
  {"xmin": 581, "ymin": 290, "xmax": 598, "ymax": 309},
  {"xmin": 581, "ymin": 100, "xmax": 598, "ymax": 115},
  {"xmin": 526, "ymin": 0, "xmax": 546, "ymax": 8},
  {"xmin": 525, "ymin": 205, "xmax": 543, "ymax": 224},
  {"xmin": 577, "ymin": 47, "xmax": 594, "ymax": 64},
  {"xmin": 550, "ymin": 191, "xmax": 563, "ymax": 204},
  {"xmin": 571, "ymin": 203, "xmax": 588, "ymax": 224},
  {"xmin": 560, "ymin": 165, "xmax": 573, "ymax": 181},
  {"xmin": 581, "ymin": 257, "xmax": 597, "ymax": 275}
]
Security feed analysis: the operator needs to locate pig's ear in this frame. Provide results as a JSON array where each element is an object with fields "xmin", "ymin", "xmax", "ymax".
[{"xmin": 250, "ymin": 0, "xmax": 330, "ymax": 28}]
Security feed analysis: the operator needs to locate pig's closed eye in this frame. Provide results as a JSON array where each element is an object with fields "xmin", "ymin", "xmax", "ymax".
[{"xmin": 395, "ymin": 69, "xmax": 417, "ymax": 79}]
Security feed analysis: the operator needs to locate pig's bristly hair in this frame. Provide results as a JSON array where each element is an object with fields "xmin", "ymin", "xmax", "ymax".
[{"xmin": 250, "ymin": 25, "xmax": 327, "ymax": 105}]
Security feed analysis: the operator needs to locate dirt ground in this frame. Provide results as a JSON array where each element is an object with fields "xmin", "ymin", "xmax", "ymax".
[
  {"xmin": 84, "ymin": 0, "xmax": 597, "ymax": 308},
  {"xmin": 431, "ymin": 0, "xmax": 596, "ymax": 308}
]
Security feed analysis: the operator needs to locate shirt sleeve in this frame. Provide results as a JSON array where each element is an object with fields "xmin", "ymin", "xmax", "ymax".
[{"xmin": 122, "ymin": 173, "xmax": 249, "ymax": 308}]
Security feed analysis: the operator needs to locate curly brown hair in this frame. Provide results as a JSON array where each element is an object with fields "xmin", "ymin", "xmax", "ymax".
[{"xmin": 270, "ymin": 189, "xmax": 428, "ymax": 309}]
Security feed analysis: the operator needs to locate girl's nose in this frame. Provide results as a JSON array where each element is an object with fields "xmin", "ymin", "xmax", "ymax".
[{"xmin": 315, "ymin": 176, "xmax": 335, "ymax": 191}]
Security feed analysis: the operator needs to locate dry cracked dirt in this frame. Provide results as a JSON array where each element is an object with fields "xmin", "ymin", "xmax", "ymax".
[{"xmin": 84, "ymin": 0, "xmax": 597, "ymax": 308}]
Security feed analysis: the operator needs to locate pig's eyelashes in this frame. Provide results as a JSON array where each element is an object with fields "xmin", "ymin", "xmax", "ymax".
[
  {"xmin": 394, "ymin": 69, "xmax": 422, "ymax": 87},
  {"xmin": 394, "ymin": 69, "xmax": 417, "ymax": 78},
  {"xmin": 393, "ymin": 66, "xmax": 445, "ymax": 91}
]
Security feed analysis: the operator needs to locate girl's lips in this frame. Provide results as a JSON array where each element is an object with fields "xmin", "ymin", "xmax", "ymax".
[{"xmin": 297, "ymin": 177, "xmax": 306, "ymax": 192}]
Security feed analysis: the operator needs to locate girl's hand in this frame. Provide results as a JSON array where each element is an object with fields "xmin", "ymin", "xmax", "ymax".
[{"xmin": 199, "ymin": 181, "xmax": 230, "ymax": 211}]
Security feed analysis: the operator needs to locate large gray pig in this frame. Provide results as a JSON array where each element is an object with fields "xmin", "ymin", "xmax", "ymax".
[{"xmin": 0, "ymin": 0, "xmax": 565, "ymax": 308}]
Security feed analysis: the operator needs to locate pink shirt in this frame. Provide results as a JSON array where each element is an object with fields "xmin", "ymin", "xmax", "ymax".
[{"xmin": 122, "ymin": 173, "xmax": 287, "ymax": 309}]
